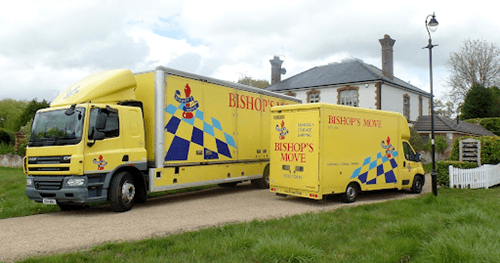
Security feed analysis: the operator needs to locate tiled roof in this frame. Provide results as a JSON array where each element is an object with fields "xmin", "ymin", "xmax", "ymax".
[
  {"xmin": 413, "ymin": 115, "xmax": 496, "ymax": 136},
  {"xmin": 266, "ymin": 59, "xmax": 431, "ymax": 97}
]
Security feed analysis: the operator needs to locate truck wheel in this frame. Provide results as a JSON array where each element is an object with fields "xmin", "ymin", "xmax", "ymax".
[
  {"xmin": 109, "ymin": 172, "xmax": 136, "ymax": 212},
  {"xmin": 342, "ymin": 183, "xmax": 359, "ymax": 203},
  {"xmin": 411, "ymin": 175, "xmax": 424, "ymax": 194},
  {"xmin": 251, "ymin": 164, "xmax": 270, "ymax": 189}
]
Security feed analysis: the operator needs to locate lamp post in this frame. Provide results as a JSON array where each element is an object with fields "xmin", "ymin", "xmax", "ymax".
[{"xmin": 424, "ymin": 12, "xmax": 439, "ymax": 196}]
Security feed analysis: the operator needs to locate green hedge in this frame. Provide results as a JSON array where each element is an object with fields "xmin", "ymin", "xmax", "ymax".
[
  {"xmin": 449, "ymin": 136, "xmax": 500, "ymax": 165},
  {"xmin": 436, "ymin": 161, "xmax": 478, "ymax": 186}
]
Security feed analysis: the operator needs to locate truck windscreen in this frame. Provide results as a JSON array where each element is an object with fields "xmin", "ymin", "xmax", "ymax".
[{"xmin": 29, "ymin": 108, "xmax": 85, "ymax": 147}]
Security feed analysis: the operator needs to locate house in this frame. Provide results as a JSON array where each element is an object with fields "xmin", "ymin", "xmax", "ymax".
[
  {"xmin": 413, "ymin": 115, "xmax": 496, "ymax": 142},
  {"xmin": 266, "ymin": 35, "xmax": 431, "ymax": 123}
]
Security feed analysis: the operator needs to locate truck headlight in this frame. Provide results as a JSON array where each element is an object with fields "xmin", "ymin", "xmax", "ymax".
[
  {"xmin": 67, "ymin": 178, "xmax": 85, "ymax": 186},
  {"xmin": 27, "ymin": 178, "xmax": 33, "ymax": 186}
]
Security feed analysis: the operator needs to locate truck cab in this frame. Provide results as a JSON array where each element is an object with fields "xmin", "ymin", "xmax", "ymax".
[{"xmin": 25, "ymin": 70, "xmax": 148, "ymax": 211}]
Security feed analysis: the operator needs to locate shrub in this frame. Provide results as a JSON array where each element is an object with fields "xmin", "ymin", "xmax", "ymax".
[
  {"xmin": 0, "ymin": 142, "xmax": 15, "ymax": 154},
  {"xmin": 409, "ymin": 128, "xmax": 423, "ymax": 152},
  {"xmin": 436, "ymin": 161, "xmax": 478, "ymax": 186},
  {"xmin": 423, "ymin": 135, "xmax": 448, "ymax": 154},
  {"xmin": 0, "ymin": 128, "xmax": 14, "ymax": 145},
  {"xmin": 449, "ymin": 136, "xmax": 500, "ymax": 165},
  {"xmin": 16, "ymin": 119, "xmax": 32, "ymax": 156}
]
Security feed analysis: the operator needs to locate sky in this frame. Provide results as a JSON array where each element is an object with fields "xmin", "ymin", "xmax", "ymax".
[{"xmin": 1, "ymin": 0, "xmax": 498, "ymax": 103}]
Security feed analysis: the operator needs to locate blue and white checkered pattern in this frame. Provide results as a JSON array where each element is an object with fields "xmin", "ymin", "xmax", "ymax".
[
  {"xmin": 350, "ymin": 151, "xmax": 399, "ymax": 185},
  {"xmin": 164, "ymin": 104, "xmax": 237, "ymax": 161}
]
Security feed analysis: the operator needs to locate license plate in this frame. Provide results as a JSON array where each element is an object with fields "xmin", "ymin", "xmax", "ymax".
[{"xmin": 43, "ymin": 198, "xmax": 57, "ymax": 205}]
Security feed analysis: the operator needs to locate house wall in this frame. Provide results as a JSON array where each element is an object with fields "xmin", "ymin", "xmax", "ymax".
[
  {"xmin": 359, "ymin": 83, "xmax": 378, "ymax": 110},
  {"xmin": 279, "ymin": 83, "xmax": 429, "ymax": 122},
  {"xmin": 381, "ymin": 84, "xmax": 429, "ymax": 122}
]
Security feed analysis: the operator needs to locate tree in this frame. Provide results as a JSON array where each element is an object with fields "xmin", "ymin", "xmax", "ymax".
[
  {"xmin": 433, "ymin": 99, "xmax": 455, "ymax": 117},
  {"xmin": 0, "ymin": 99, "xmax": 28, "ymax": 131},
  {"xmin": 237, "ymin": 76, "xmax": 270, "ymax": 89},
  {"xmin": 446, "ymin": 39, "xmax": 500, "ymax": 103},
  {"xmin": 14, "ymin": 99, "xmax": 50, "ymax": 131},
  {"xmin": 460, "ymin": 84, "xmax": 496, "ymax": 119},
  {"xmin": 490, "ymin": 86, "xmax": 500, "ymax": 116}
]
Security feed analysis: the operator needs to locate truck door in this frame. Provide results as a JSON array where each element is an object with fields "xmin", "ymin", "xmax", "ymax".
[
  {"xmin": 271, "ymin": 110, "xmax": 319, "ymax": 193},
  {"xmin": 84, "ymin": 106, "xmax": 124, "ymax": 174}
]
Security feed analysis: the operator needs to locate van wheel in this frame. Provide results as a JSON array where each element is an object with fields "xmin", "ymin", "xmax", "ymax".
[
  {"xmin": 251, "ymin": 164, "xmax": 270, "ymax": 189},
  {"xmin": 109, "ymin": 172, "xmax": 136, "ymax": 212},
  {"xmin": 411, "ymin": 175, "xmax": 424, "ymax": 194},
  {"xmin": 342, "ymin": 183, "xmax": 359, "ymax": 203}
]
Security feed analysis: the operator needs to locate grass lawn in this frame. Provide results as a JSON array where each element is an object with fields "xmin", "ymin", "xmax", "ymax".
[
  {"xmin": 0, "ymin": 167, "xmax": 60, "ymax": 218},
  {"xmin": 3, "ymin": 167, "xmax": 500, "ymax": 262}
]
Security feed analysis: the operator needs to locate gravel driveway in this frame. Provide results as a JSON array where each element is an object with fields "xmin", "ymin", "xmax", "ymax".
[{"xmin": 0, "ymin": 174, "xmax": 431, "ymax": 262}]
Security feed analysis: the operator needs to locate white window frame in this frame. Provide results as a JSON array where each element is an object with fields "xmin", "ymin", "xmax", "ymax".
[
  {"xmin": 308, "ymin": 93, "xmax": 320, "ymax": 103},
  {"xmin": 339, "ymin": 89, "xmax": 358, "ymax": 107}
]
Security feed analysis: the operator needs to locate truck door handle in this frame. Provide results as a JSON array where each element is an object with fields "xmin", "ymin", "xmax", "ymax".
[{"xmin": 403, "ymin": 161, "xmax": 406, "ymax": 167}]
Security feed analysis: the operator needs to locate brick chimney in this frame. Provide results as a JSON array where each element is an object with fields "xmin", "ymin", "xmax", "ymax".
[
  {"xmin": 379, "ymin": 34, "xmax": 395, "ymax": 80},
  {"xmin": 270, "ymin": 56, "xmax": 283, "ymax": 85}
]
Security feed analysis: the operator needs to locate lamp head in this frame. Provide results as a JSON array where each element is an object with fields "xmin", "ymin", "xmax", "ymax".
[{"xmin": 427, "ymin": 12, "xmax": 439, "ymax": 33}]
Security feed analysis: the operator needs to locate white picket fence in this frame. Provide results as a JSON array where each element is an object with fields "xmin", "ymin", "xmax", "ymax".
[{"xmin": 449, "ymin": 163, "xmax": 500, "ymax": 189}]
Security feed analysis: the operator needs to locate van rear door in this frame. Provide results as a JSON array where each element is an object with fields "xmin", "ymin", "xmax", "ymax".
[{"xmin": 271, "ymin": 109, "xmax": 320, "ymax": 194}]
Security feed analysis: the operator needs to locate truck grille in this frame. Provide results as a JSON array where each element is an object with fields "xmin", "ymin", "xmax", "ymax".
[
  {"xmin": 28, "ymin": 155, "xmax": 71, "ymax": 164},
  {"xmin": 29, "ymin": 167, "xmax": 70, "ymax": 172},
  {"xmin": 35, "ymin": 179, "xmax": 63, "ymax": 190}
]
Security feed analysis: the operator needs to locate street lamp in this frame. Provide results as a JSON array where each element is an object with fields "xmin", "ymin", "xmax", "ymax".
[{"xmin": 424, "ymin": 12, "xmax": 439, "ymax": 196}]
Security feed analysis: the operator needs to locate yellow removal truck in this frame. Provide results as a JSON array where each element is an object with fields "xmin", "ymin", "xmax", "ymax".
[
  {"xmin": 25, "ymin": 67, "xmax": 300, "ymax": 211},
  {"xmin": 269, "ymin": 103, "xmax": 425, "ymax": 202}
]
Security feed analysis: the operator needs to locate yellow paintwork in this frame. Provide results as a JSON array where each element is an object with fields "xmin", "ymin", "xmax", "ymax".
[
  {"xmin": 152, "ymin": 162, "xmax": 266, "ymax": 189},
  {"xmin": 51, "ymin": 69, "xmax": 137, "ymax": 107},
  {"xmin": 270, "ymin": 103, "xmax": 425, "ymax": 200}
]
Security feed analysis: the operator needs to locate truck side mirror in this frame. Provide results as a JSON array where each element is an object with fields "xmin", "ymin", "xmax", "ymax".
[
  {"xmin": 415, "ymin": 153, "xmax": 421, "ymax": 162},
  {"xmin": 87, "ymin": 128, "xmax": 105, "ymax": 147},
  {"xmin": 96, "ymin": 112, "xmax": 107, "ymax": 130}
]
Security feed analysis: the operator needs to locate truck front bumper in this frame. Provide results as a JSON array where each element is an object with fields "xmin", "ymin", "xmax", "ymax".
[{"xmin": 26, "ymin": 175, "xmax": 107, "ymax": 204}]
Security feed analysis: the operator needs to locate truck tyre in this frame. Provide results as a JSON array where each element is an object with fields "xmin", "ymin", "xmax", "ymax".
[
  {"xmin": 109, "ymin": 172, "xmax": 136, "ymax": 212},
  {"xmin": 342, "ymin": 183, "xmax": 359, "ymax": 203},
  {"xmin": 135, "ymin": 183, "xmax": 148, "ymax": 204},
  {"xmin": 251, "ymin": 164, "xmax": 270, "ymax": 189},
  {"xmin": 411, "ymin": 175, "xmax": 424, "ymax": 194}
]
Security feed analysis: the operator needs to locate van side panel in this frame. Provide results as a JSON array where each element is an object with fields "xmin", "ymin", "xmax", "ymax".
[{"xmin": 321, "ymin": 105, "xmax": 402, "ymax": 193}]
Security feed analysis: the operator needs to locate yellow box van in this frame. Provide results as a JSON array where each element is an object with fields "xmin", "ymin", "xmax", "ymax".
[{"xmin": 270, "ymin": 103, "xmax": 425, "ymax": 202}]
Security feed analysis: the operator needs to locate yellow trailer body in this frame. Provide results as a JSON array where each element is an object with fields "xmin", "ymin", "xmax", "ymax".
[
  {"xmin": 270, "ymin": 103, "xmax": 425, "ymax": 202},
  {"xmin": 25, "ymin": 67, "xmax": 300, "ymax": 211}
]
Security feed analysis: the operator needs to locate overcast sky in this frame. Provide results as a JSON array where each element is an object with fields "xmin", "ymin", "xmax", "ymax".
[{"xmin": 1, "ymin": 0, "xmax": 498, "ymax": 103}]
